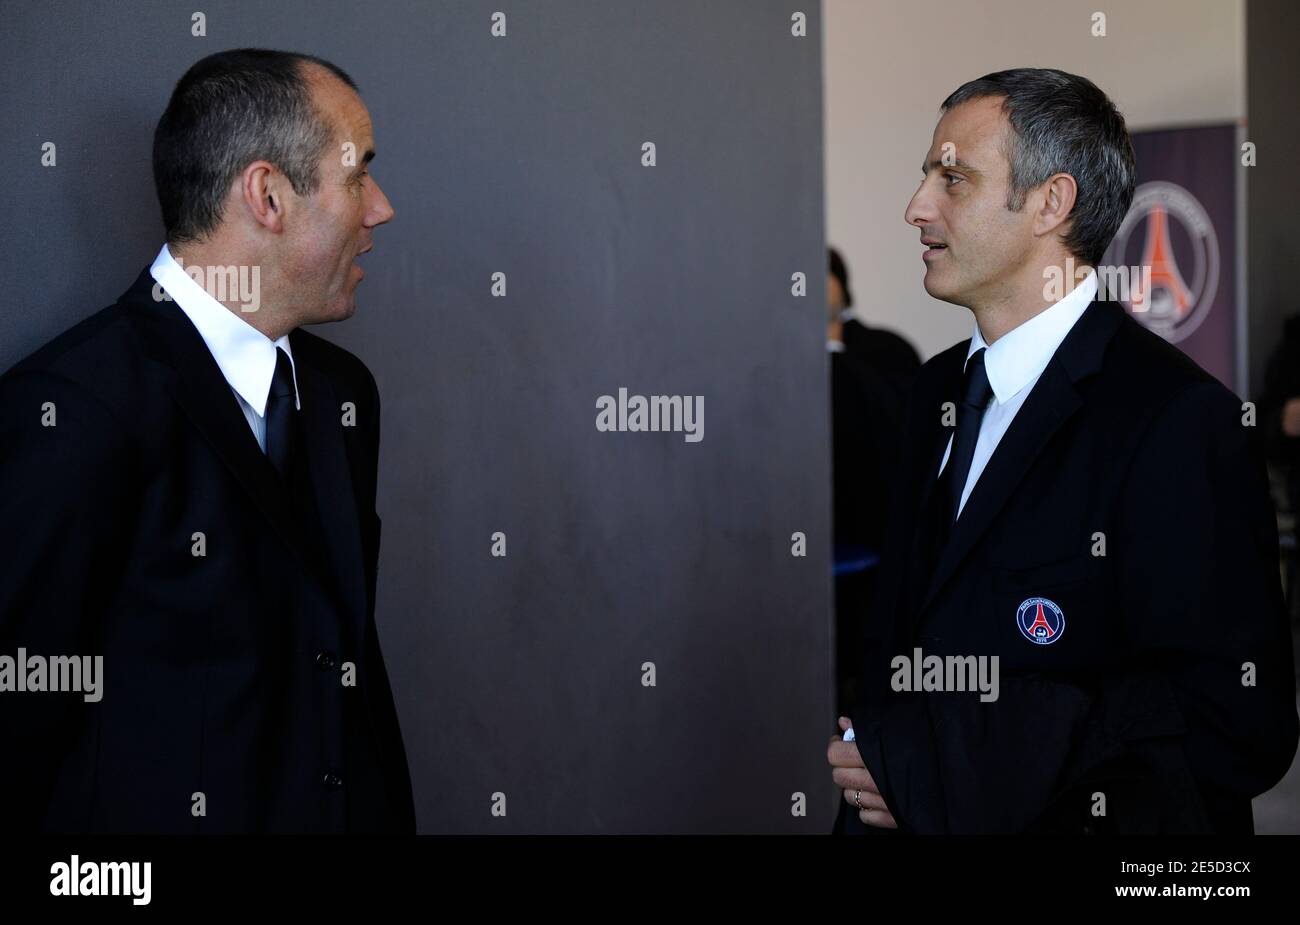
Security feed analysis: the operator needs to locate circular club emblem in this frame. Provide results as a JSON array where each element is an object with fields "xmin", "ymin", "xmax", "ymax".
[
  {"xmin": 1017, "ymin": 597, "xmax": 1065, "ymax": 646},
  {"xmin": 1103, "ymin": 180, "xmax": 1220, "ymax": 344}
]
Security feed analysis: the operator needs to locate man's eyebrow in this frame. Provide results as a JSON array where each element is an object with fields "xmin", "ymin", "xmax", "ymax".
[
  {"xmin": 353, "ymin": 149, "xmax": 375, "ymax": 172},
  {"xmin": 922, "ymin": 157, "xmax": 979, "ymax": 174}
]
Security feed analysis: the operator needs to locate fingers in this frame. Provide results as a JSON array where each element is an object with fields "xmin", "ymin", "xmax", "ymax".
[
  {"xmin": 826, "ymin": 738, "xmax": 865, "ymax": 769},
  {"xmin": 841, "ymin": 786, "xmax": 888, "ymax": 812},
  {"xmin": 832, "ymin": 766, "xmax": 879, "ymax": 793},
  {"xmin": 859, "ymin": 808, "xmax": 899, "ymax": 829},
  {"xmin": 831, "ymin": 715, "xmax": 891, "ymax": 826},
  {"xmin": 827, "ymin": 716, "xmax": 853, "ymax": 749}
]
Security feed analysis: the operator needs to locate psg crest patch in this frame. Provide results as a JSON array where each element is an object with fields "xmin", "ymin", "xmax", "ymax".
[{"xmin": 1017, "ymin": 597, "xmax": 1065, "ymax": 645}]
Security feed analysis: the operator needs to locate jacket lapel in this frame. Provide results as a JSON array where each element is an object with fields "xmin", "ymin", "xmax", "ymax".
[
  {"xmin": 916, "ymin": 298, "xmax": 1126, "ymax": 617},
  {"xmin": 294, "ymin": 348, "xmax": 367, "ymax": 643},
  {"xmin": 897, "ymin": 355, "xmax": 963, "ymax": 636},
  {"xmin": 124, "ymin": 267, "xmax": 364, "ymax": 632}
]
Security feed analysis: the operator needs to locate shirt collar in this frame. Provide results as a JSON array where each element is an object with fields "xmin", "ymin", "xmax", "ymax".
[
  {"xmin": 965, "ymin": 269, "xmax": 1097, "ymax": 405},
  {"xmin": 149, "ymin": 244, "xmax": 298, "ymax": 416}
]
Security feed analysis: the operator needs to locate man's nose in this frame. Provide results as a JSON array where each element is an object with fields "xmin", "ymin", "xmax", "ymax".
[
  {"xmin": 368, "ymin": 179, "xmax": 395, "ymax": 226},
  {"xmin": 904, "ymin": 181, "xmax": 934, "ymax": 228}
]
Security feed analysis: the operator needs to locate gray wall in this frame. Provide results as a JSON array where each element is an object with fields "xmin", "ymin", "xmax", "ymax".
[{"xmin": 0, "ymin": 1, "xmax": 832, "ymax": 832}]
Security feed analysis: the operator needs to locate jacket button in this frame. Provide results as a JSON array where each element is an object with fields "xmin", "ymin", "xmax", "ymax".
[
  {"xmin": 322, "ymin": 771, "xmax": 344, "ymax": 790},
  {"xmin": 315, "ymin": 650, "xmax": 337, "ymax": 670},
  {"xmin": 1082, "ymin": 823, "xmax": 1095, "ymax": 835}
]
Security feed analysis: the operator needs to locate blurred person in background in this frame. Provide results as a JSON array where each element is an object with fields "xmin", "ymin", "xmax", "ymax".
[
  {"xmin": 827, "ymin": 247, "xmax": 919, "ymax": 713},
  {"xmin": 1258, "ymin": 312, "xmax": 1300, "ymax": 620}
]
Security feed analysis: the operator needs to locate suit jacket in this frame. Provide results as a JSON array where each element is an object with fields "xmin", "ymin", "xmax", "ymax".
[
  {"xmin": 840, "ymin": 318, "xmax": 922, "ymax": 402},
  {"xmin": 0, "ymin": 267, "xmax": 416, "ymax": 833},
  {"xmin": 838, "ymin": 297, "xmax": 1298, "ymax": 834},
  {"xmin": 831, "ymin": 350, "xmax": 903, "ymax": 551}
]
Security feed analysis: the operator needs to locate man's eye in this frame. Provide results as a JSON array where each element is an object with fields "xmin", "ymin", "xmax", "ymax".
[{"xmin": 944, "ymin": 173, "xmax": 964, "ymax": 187}]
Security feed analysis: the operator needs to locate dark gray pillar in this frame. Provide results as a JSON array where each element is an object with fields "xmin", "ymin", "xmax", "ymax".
[{"xmin": 0, "ymin": 0, "xmax": 832, "ymax": 833}]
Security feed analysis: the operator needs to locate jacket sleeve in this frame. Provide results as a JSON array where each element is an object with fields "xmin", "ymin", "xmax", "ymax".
[
  {"xmin": 357, "ymin": 361, "xmax": 417, "ymax": 832},
  {"xmin": 0, "ymin": 368, "xmax": 136, "ymax": 830},
  {"xmin": 1109, "ymin": 382, "xmax": 1298, "ymax": 804},
  {"xmin": 851, "ymin": 381, "xmax": 1299, "ymax": 833}
]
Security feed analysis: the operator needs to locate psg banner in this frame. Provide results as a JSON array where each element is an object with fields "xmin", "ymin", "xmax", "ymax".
[{"xmin": 1101, "ymin": 123, "xmax": 1240, "ymax": 391}]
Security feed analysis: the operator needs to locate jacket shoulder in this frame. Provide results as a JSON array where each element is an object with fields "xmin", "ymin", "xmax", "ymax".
[
  {"xmin": 290, "ymin": 328, "xmax": 377, "ymax": 396},
  {"xmin": 0, "ymin": 293, "xmax": 149, "ymax": 445},
  {"xmin": 0, "ymin": 293, "xmax": 145, "ymax": 456},
  {"xmin": 872, "ymin": 326, "xmax": 923, "ymax": 365},
  {"xmin": 2, "ymin": 301, "xmax": 137, "ymax": 389},
  {"xmin": 1099, "ymin": 311, "xmax": 1237, "ymax": 413}
]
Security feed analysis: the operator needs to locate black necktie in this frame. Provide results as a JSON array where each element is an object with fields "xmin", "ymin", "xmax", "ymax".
[
  {"xmin": 938, "ymin": 347, "xmax": 993, "ymax": 529},
  {"xmin": 265, "ymin": 346, "xmax": 298, "ymax": 481},
  {"xmin": 905, "ymin": 348, "xmax": 994, "ymax": 622},
  {"xmin": 265, "ymin": 347, "xmax": 334, "ymax": 583}
]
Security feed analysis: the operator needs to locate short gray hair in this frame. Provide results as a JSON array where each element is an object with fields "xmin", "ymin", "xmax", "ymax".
[
  {"xmin": 942, "ymin": 68, "xmax": 1136, "ymax": 266},
  {"xmin": 153, "ymin": 49, "xmax": 358, "ymax": 245}
]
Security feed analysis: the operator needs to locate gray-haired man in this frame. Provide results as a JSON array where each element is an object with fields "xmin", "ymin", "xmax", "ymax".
[{"xmin": 829, "ymin": 68, "xmax": 1297, "ymax": 834}]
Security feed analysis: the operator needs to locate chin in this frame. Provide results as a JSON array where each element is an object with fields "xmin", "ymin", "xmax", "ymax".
[
  {"xmin": 922, "ymin": 272, "xmax": 958, "ymax": 305},
  {"xmin": 924, "ymin": 268, "xmax": 980, "ymax": 309},
  {"xmin": 302, "ymin": 299, "xmax": 357, "ymax": 327}
]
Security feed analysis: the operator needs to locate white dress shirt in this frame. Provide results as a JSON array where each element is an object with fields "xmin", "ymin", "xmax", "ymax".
[
  {"xmin": 939, "ymin": 270, "xmax": 1098, "ymax": 518},
  {"xmin": 149, "ymin": 244, "xmax": 299, "ymax": 453}
]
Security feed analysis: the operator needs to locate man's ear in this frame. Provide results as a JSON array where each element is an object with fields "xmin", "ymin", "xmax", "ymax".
[
  {"xmin": 1033, "ymin": 172, "xmax": 1078, "ymax": 240},
  {"xmin": 241, "ymin": 160, "xmax": 286, "ymax": 233}
]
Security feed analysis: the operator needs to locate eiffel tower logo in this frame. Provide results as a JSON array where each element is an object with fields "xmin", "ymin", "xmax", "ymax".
[
  {"xmin": 1025, "ymin": 601, "xmax": 1054, "ymax": 640},
  {"xmin": 1107, "ymin": 181, "xmax": 1220, "ymax": 344},
  {"xmin": 1130, "ymin": 205, "xmax": 1193, "ymax": 320},
  {"xmin": 1018, "ymin": 597, "xmax": 1065, "ymax": 645}
]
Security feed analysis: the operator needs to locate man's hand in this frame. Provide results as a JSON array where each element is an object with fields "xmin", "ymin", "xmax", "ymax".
[
  {"xmin": 1283, "ymin": 397, "xmax": 1300, "ymax": 438},
  {"xmin": 828, "ymin": 716, "xmax": 898, "ymax": 829}
]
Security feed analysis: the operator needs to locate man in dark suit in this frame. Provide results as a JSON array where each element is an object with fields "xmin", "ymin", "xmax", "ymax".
[
  {"xmin": 0, "ymin": 50, "xmax": 415, "ymax": 833},
  {"xmin": 828, "ymin": 68, "xmax": 1298, "ymax": 834},
  {"xmin": 827, "ymin": 247, "xmax": 917, "ymax": 713},
  {"xmin": 830, "ymin": 246, "xmax": 922, "ymax": 404},
  {"xmin": 829, "ymin": 312, "xmax": 901, "ymax": 715},
  {"xmin": 1258, "ymin": 313, "xmax": 1300, "ymax": 617}
]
